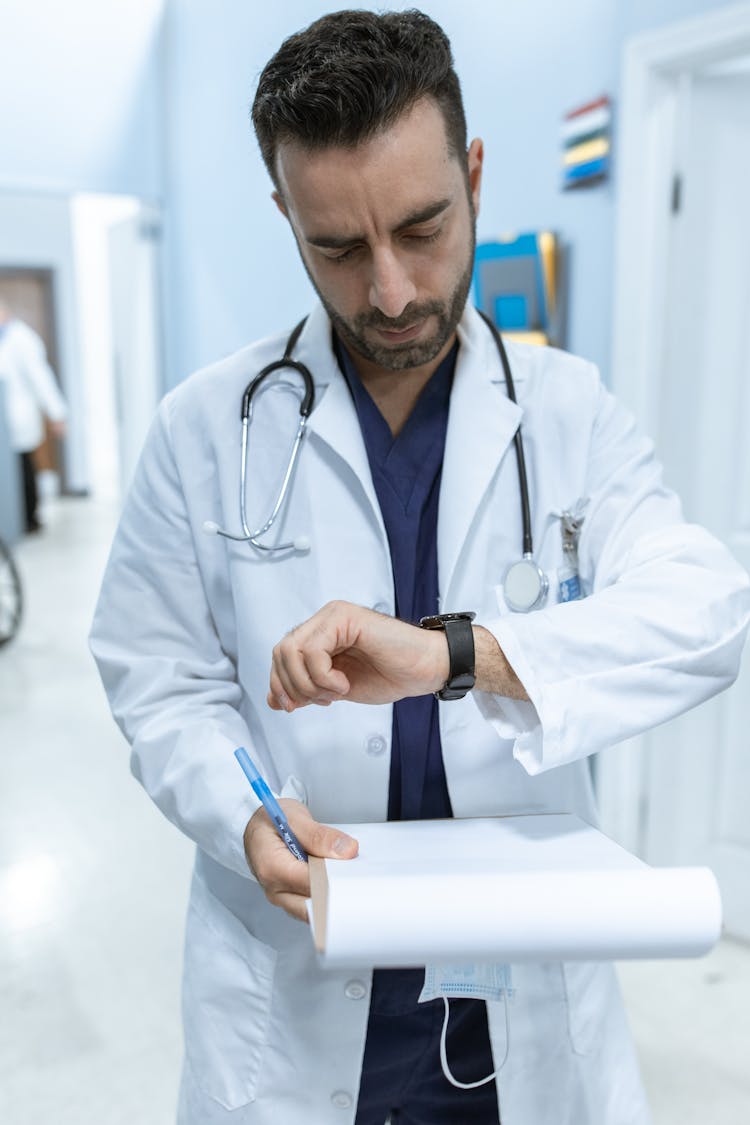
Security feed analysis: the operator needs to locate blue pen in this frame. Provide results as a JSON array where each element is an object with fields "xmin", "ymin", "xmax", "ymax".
[{"xmin": 234, "ymin": 746, "xmax": 308, "ymax": 862}]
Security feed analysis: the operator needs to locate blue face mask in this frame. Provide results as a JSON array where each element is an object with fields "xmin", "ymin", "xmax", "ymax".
[
  {"xmin": 418, "ymin": 964, "xmax": 514, "ymax": 1089},
  {"xmin": 419, "ymin": 962, "xmax": 514, "ymax": 1004}
]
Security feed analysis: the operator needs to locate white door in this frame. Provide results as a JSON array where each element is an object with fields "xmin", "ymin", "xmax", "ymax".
[
  {"xmin": 108, "ymin": 207, "xmax": 163, "ymax": 496},
  {"xmin": 642, "ymin": 68, "xmax": 750, "ymax": 937}
]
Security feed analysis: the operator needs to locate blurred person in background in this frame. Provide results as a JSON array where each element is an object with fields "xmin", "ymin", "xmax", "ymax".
[{"xmin": 0, "ymin": 298, "xmax": 67, "ymax": 532}]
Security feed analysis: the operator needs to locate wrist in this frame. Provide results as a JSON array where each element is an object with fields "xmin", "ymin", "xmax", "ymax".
[
  {"xmin": 419, "ymin": 612, "xmax": 476, "ymax": 700},
  {"xmin": 423, "ymin": 626, "xmax": 451, "ymax": 693},
  {"xmin": 472, "ymin": 624, "xmax": 529, "ymax": 701}
]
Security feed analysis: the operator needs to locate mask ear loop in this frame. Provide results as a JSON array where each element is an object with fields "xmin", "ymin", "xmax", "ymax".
[{"xmin": 439, "ymin": 991, "xmax": 511, "ymax": 1090}]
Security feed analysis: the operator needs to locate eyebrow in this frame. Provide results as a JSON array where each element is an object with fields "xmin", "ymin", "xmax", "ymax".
[{"xmin": 306, "ymin": 197, "xmax": 453, "ymax": 250}]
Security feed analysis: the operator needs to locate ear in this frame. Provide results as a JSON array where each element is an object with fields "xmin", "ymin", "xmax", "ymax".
[
  {"xmin": 272, "ymin": 191, "xmax": 288, "ymax": 219},
  {"xmin": 466, "ymin": 138, "xmax": 484, "ymax": 217}
]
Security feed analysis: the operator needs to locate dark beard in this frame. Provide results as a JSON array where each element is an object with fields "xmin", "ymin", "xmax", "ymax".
[{"xmin": 299, "ymin": 210, "xmax": 477, "ymax": 372}]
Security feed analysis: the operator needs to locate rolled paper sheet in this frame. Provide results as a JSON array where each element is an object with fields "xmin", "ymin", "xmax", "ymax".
[{"xmin": 308, "ymin": 815, "xmax": 723, "ymax": 968}]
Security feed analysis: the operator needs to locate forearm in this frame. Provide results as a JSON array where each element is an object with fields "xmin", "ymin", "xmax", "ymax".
[
  {"xmin": 268, "ymin": 601, "xmax": 530, "ymax": 709},
  {"xmin": 472, "ymin": 624, "xmax": 529, "ymax": 700}
]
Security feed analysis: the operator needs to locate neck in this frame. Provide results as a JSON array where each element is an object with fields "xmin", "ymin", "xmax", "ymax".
[{"xmin": 344, "ymin": 334, "xmax": 456, "ymax": 437}]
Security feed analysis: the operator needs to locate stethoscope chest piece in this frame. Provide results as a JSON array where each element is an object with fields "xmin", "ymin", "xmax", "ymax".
[{"xmin": 503, "ymin": 554, "xmax": 548, "ymax": 613}]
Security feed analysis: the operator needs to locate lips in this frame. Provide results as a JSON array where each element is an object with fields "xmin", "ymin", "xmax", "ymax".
[{"xmin": 374, "ymin": 319, "xmax": 426, "ymax": 343}]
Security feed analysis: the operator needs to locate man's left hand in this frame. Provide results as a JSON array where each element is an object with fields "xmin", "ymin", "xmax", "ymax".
[{"xmin": 267, "ymin": 601, "xmax": 449, "ymax": 712}]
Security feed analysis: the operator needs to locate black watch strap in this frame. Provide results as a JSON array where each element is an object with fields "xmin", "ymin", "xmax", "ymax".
[{"xmin": 419, "ymin": 612, "xmax": 476, "ymax": 701}]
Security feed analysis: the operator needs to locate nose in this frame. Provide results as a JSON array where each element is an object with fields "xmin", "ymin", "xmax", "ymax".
[{"xmin": 368, "ymin": 248, "xmax": 417, "ymax": 320}]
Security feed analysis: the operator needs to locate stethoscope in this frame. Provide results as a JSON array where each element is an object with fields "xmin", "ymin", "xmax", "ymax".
[
  {"xmin": 203, "ymin": 317, "xmax": 314, "ymax": 553},
  {"xmin": 204, "ymin": 312, "xmax": 548, "ymax": 613}
]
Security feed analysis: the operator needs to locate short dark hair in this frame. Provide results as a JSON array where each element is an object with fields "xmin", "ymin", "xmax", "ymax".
[{"xmin": 251, "ymin": 9, "xmax": 467, "ymax": 188}]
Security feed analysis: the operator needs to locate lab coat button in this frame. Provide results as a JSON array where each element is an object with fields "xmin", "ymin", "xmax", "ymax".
[
  {"xmin": 365, "ymin": 734, "xmax": 386, "ymax": 756},
  {"xmin": 331, "ymin": 1090, "xmax": 353, "ymax": 1109},
  {"xmin": 344, "ymin": 979, "xmax": 367, "ymax": 1000}
]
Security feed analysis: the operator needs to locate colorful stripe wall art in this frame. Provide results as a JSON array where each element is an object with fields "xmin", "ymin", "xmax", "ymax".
[{"xmin": 561, "ymin": 96, "xmax": 611, "ymax": 189}]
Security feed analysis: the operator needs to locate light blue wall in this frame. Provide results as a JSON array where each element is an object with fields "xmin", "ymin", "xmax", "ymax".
[
  {"xmin": 162, "ymin": 0, "xmax": 740, "ymax": 388},
  {"xmin": 614, "ymin": 0, "xmax": 739, "ymax": 39},
  {"xmin": 447, "ymin": 0, "xmax": 619, "ymax": 375},
  {"xmin": 0, "ymin": 0, "xmax": 166, "ymax": 199}
]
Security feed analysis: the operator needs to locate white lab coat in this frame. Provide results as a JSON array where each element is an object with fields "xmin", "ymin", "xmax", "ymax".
[
  {"xmin": 91, "ymin": 303, "xmax": 750, "ymax": 1125},
  {"xmin": 0, "ymin": 319, "xmax": 67, "ymax": 452}
]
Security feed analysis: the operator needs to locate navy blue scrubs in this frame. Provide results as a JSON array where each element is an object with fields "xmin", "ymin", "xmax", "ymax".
[{"xmin": 334, "ymin": 337, "xmax": 501, "ymax": 1125}]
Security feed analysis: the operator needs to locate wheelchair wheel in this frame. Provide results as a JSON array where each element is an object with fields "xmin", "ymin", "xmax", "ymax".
[{"xmin": 0, "ymin": 537, "xmax": 23, "ymax": 646}]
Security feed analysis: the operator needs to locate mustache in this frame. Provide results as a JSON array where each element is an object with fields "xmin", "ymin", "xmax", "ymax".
[{"xmin": 356, "ymin": 302, "xmax": 444, "ymax": 332}]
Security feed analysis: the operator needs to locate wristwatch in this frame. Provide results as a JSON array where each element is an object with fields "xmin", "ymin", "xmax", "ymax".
[{"xmin": 419, "ymin": 612, "xmax": 476, "ymax": 701}]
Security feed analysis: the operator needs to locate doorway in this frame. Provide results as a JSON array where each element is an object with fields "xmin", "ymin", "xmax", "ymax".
[
  {"xmin": 603, "ymin": 5, "xmax": 750, "ymax": 938},
  {"xmin": 0, "ymin": 266, "xmax": 65, "ymax": 492},
  {"xmin": 71, "ymin": 193, "xmax": 164, "ymax": 501},
  {"xmin": 0, "ymin": 189, "xmax": 164, "ymax": 509}
]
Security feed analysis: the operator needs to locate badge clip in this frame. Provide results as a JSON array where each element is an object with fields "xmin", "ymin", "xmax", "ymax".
[{"xmin": 558, "ymin": 498, "xmax": 588, "ymax": 602}]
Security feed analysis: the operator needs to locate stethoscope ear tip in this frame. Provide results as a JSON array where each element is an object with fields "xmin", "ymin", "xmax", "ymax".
[
  {"xmin": 293, "ymin": 535, "xmax": 311, "ymax": 553},
  {"xmin": 202, "ymin": 520, "xmax": 220, "ymax": 535}
]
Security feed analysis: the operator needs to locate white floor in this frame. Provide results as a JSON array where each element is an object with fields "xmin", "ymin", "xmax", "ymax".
[{"xmin": 1, "ymin": 496, "xmax": 749, "ymax": 1125}]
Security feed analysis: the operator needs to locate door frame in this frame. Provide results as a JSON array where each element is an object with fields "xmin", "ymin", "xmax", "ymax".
[{"xmin": 597, "ymin": 3, "xmax": 750, "ymax": 852}]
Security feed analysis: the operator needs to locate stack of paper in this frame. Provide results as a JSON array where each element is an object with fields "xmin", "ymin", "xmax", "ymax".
[{"xmin": 307, "ymin": 814, "xmax": 721, "ymax": 968}]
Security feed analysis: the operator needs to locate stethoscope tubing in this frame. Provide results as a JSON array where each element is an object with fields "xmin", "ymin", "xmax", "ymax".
[
  {"xmin": 476, "ymin": 309, "xmax": 534, "ymax": 559},
  {"xmin": 238, "ymin": 413, "xmax": 310, "ymax": 547},
  {"xmin": 232, "ymin": 319, "xmax": 314, "ymax": 550}
]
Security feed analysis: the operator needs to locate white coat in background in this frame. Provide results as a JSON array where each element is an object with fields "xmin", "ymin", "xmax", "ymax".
[
  {"xmin": 0, "ymin": 319, "xmax": 67, "ymax": 452},
  {"xmin": 90, "ymin": 303, "xmax": 750, "ymax": 1125}
]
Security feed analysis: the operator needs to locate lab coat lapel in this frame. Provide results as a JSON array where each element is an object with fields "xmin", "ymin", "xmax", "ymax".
[
  {"xmin": 438, "ymin": 309, "xmax": 523, "ymax": 607},
  {"xmin": 297, "ymin": 306, "xmax": 387, "ymax": 542}
]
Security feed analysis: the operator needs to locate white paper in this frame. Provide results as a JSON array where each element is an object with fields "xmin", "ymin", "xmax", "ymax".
[{"xmin": 309, "ymin": 814, "xmax": 722, "ymax": 968}]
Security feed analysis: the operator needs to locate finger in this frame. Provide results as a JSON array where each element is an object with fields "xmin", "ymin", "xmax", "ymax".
[
  {"xmin": 246, "ymin": 802, "xmax": 310, "ymax": 882},
  {"xmin": 254, "ymin": 805, "xmax": 359, "ymax": 864},
  {"xmin": 276, "ymin": 642, "xmax": 327, "ymax": 705},
  {"xmin": 266, "ymin": 688, "xmax": 333, "ymax": 711},
  {"xmin": 266, "ymin": 890, "xmax": 311, "ymax": 923},
  {"xmin": 266, "ymin": 666, "xmax": 296, "ymax": 711},
  {"xmin": 297, "ymin": 818, "xmax": 359, "ymax": 861},
  {"xmin": 274, "ymin": 631, "xmax": 351, "ymax": 704},
  {"xmin": 268, "ymin": 605, "xmax": 353, "ymax": 710},
  {"xmin": 272, "ymin": 640, "xmax": 318, "ymax": 707},
  {"xmin": 304, "ymin": 648, "xmax": 350, "ymax": 697},
  {"xmin": 251, "ymin": 838, "xmax": 312, "ymax": 896}
]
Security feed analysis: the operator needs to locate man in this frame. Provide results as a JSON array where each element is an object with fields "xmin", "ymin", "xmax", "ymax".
[
  {"xmin": 90, "ymin": 11, "xmax": 750, "ymax": 1125},
  {"xmin": 0, "ymin": 299, "xmax": 67, "ymax": 532}
]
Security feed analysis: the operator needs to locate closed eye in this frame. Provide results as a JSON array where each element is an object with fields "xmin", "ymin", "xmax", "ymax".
[
  {"xmin": 326, "ymin": 245, "xmax": 363, "ymax": 264},
  {"xmin": 404, "ymin": 227, "xmax": 443, "ymax": 245},
  {"xmin": 327, "ymin": 227, "xmax": 444, "ymax": 264}
]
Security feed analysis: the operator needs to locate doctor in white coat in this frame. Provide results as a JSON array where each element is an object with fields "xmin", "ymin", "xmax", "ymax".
[
  {"xmin": 0, "ymin": 299, "xmax": 67, "ymax": 531},
  {"xmin": 91, "ymin": 10, "xmax": 750, "ymax": 1125}
]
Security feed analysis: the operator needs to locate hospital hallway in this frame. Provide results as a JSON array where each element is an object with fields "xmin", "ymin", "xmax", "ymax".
[{"xmin": 0, "ymin": 495, "xmax": 749, "ymax": 1125}]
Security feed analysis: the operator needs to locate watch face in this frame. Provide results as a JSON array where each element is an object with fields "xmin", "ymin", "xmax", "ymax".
[{"xmin": 420, "ymin": 612, "xmax": 476, "ymax": 629}]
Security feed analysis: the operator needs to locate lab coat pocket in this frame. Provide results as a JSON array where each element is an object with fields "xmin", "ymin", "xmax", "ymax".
[
  {"xmin": 562, "ymin": 961, "xmax": 605, "ymax": 1056},
  {"xmin": 182, "ymin": 879, "xmax": 277, "ymax": 1109}
]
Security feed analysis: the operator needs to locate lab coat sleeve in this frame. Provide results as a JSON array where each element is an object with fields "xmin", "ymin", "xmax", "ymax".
[
  {"xmin": 475, "ymin": 373, "xmax": 750, "ymax": 774},
  {"xmin": 90, "ymin": 401, "xmax": 261, "ymax": 879},
  {"xmin": 17, "ymin": 323, "xmax": 67, "ymax": 422}
]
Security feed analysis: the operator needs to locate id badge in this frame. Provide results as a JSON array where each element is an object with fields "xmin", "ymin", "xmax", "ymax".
[{"xmin": 558, "ymin": 567, "xmax": 582, "ymax": 602}]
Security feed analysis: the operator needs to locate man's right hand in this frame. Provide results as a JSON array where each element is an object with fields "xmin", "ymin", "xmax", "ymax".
[{"xmin": 243, "ymin": 798, "xmax": 359, "ymax": 922}]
